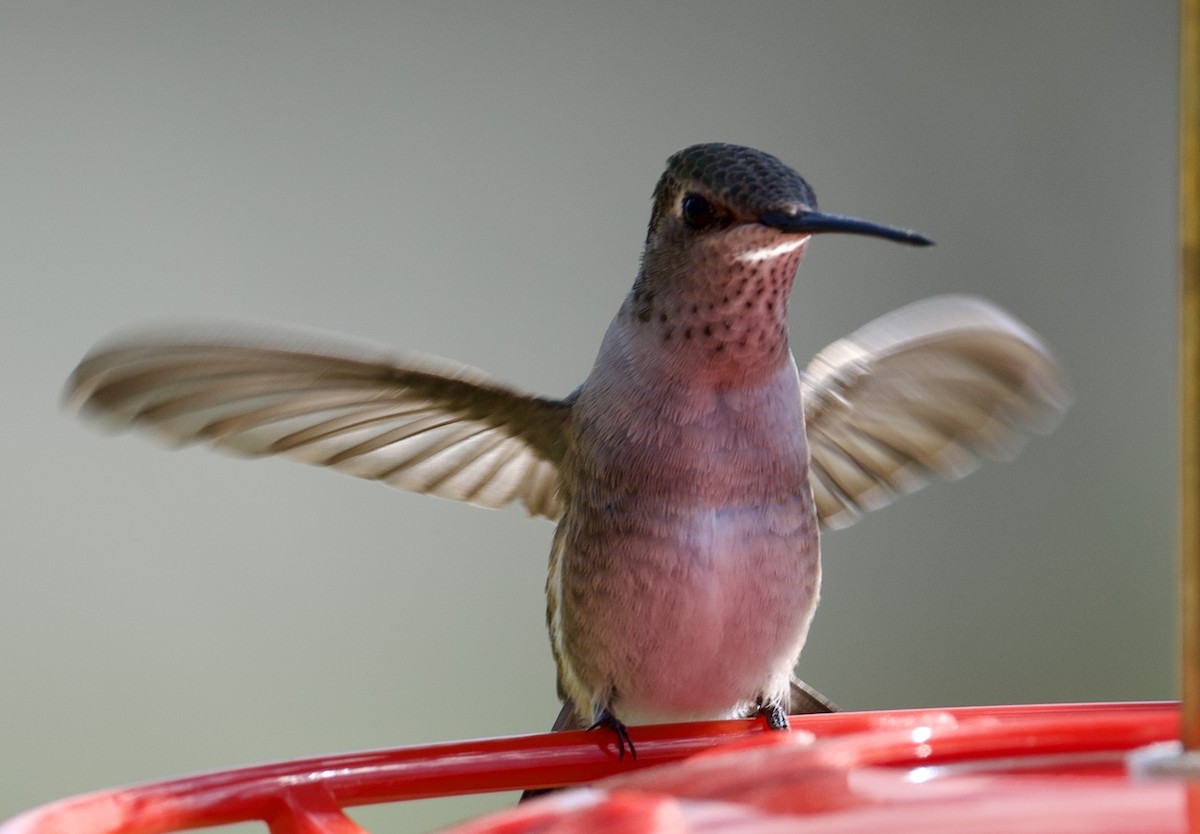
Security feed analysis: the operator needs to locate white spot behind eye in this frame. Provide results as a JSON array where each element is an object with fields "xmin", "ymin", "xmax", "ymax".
[{"xmin": 735, "ymin": 237, "xmax": 809, "ymax": 264}]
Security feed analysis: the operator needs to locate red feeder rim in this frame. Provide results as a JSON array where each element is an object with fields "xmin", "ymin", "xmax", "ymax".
[{"xmin": 0, "ymin": 702, "xmax": 1186, "ymax": 834}]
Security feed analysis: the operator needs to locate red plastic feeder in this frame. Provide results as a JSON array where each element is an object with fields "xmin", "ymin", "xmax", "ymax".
[{"xmin": 2, "ymin": 702, "xmax": 1192, "ymax": 834}]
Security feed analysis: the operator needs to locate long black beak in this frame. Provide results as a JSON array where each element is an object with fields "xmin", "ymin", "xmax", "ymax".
[{"xmin": 760, "ymin": 210, "xmax": 933, "ymax": 247}]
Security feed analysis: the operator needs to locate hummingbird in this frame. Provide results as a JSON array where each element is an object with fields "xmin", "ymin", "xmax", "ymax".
[{"xmin": 66, "ymin": 143, "xmax": 1069, "ymax": 756}]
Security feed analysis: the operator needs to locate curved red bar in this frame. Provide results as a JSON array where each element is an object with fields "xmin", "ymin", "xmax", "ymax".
[{"xmin": 0, "ymin": 703, "xmax": 1182, "ymax": 834}]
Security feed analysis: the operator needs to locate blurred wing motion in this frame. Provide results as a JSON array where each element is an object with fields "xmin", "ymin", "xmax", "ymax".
[
  {"xmin": 66, "ymin": 294, "xmax": 1069, "ymax": 529},
  {"xmin": 66, "ymin": 326, "xmax": 570, "ymax": 518},
  {"xmin": 802, "ymin": 294, "xmax": 1071, "ymax": 530}
]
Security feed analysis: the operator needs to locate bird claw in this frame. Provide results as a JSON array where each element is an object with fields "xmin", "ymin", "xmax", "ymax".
[
  {"xmin": 588, "ymin": 708, "xmax": 637, "ymax": 761},
  {"xmin": 757, "ymin": 698, "xmax": 791, "ymax": 731}
]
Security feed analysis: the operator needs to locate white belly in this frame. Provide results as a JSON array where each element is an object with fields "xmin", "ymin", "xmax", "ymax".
[
  {"xmin": 553, "ymin": 497, "xmax": 820, "ymax": 725},
  {"xmin": 553, "ymin": 331, "xmax": 818, "ymax": 724}
]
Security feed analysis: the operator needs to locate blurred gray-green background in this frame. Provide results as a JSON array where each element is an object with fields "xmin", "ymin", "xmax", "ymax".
[{"xmin": 1, "ymin": 3, "xmax": 1177, "ymax": 831}]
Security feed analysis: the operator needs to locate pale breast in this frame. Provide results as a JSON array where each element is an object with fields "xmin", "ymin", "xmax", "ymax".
[{"xmin": 551, "ymin": 351, "xmax": 821, "ymax": 722}]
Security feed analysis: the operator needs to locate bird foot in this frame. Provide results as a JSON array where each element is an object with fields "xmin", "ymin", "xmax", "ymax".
[
  {"xmin": 756, "ymin": 697, "xmax": 790, "ymax": 731},
  {"xmin": 588, "ymin": 708, "xmax": 637, "ymax": 761}
]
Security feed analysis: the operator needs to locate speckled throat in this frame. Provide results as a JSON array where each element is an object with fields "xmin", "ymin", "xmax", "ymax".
[{"xmin": 623, "ymin": 224, "xmax": 807, "ymax": 384}]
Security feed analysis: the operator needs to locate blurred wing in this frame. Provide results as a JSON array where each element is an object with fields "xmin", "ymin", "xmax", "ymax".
[
  {"xmin": 66, "ymin": 325, "xmax": 571, "ymax": 518},
  {"xmin": 802, "ymin": 295, "xmax": 1071, "ymax": 530}
]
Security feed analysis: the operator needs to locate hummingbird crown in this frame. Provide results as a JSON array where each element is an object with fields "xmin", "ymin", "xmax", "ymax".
[{"xmin": 649, "ymin": 143, "xmax": 818, "ymax": 237}]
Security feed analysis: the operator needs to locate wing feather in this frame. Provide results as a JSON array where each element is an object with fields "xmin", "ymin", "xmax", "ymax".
[
  {"xmin": 66, "ymin": 324, "xmax": 570, "ymax": 518},
  {"xmin": 802, "ymin": 295, "xmax": 1070, "ymax": 530}
]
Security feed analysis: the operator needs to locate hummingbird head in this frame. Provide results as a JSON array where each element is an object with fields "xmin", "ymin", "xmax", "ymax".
[
  {"xmin": 645, "ymin": 143, "xmax": 932, "ymax": 251},
  {"xmin": 628, "ymin": 144, "xmax": 930, "ymax": 380}
]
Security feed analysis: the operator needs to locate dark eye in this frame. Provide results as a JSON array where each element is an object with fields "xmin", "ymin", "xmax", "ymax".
[{"xmin": 681, "ymin": 193, "xmax": 718, "ymax": 230}]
